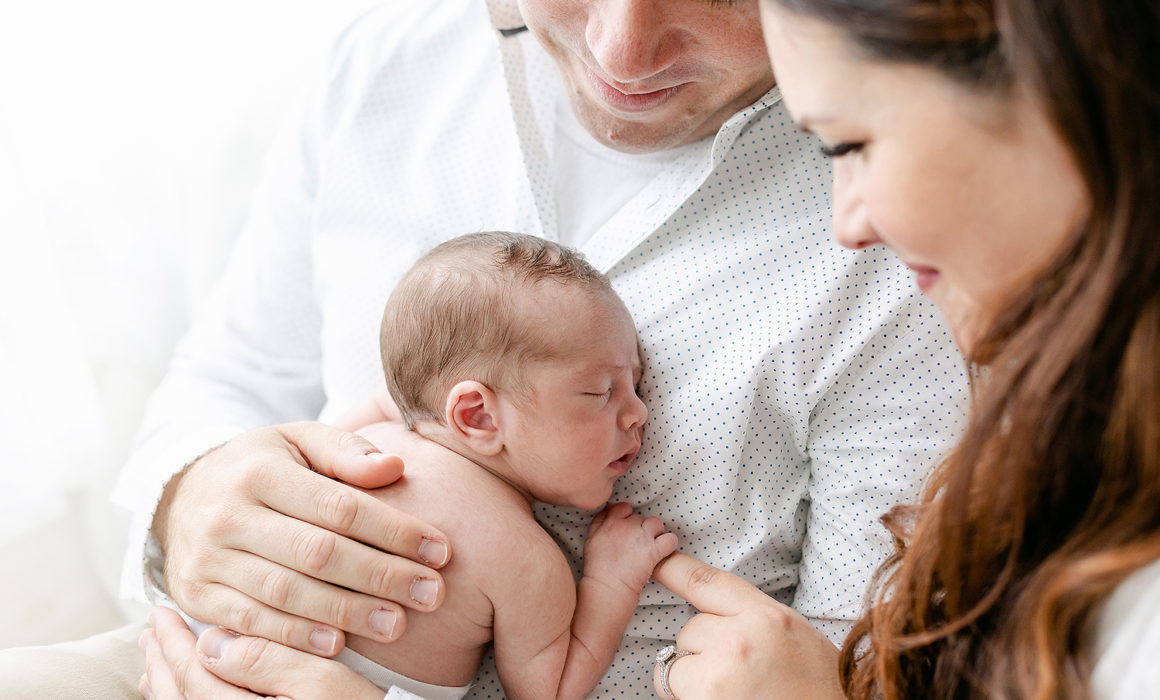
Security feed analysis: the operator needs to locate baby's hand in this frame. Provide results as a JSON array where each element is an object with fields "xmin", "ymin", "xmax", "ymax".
[{"xmin": 583, "ymin": 502, "xmax": 678, "ymax": 592}]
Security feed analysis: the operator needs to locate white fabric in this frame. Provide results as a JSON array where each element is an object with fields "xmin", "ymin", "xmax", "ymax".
[
  {"xmin": 1090, "ymin": 557, "xmax": 1160, "ymax": 699},
  {"xmin": 553, "ymin": 87, "xmax": 703, "ymax": 248},
  {"xmin": 112, "ymin": 1, "xmax": 970, "ymax": 696},
  {"xmin": 336, "ymin": 648, "xmax": 471, "ymax": 700},
  {"xmin": 0, "ymin": 0, "xmax": 380, "ymax": 649}
]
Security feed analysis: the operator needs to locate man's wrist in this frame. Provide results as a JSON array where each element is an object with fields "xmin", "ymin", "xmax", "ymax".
[{"xmin": 152, "ymin": 441, "xmax": 224, "ymax": 554}]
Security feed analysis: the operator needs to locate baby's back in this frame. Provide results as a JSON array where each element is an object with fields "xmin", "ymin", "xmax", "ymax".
[{"xmin": 345, "ymin": 421, "xmax": 564, "ymax": 688}]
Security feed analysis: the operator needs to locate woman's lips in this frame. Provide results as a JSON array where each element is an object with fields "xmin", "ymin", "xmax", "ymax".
[
  {"xmin": 907, "ymin": 264, "xmax": 940, "ymax": 293},
  {"xmin": 584, "ymin": 65, "xmax": 679, "ymax": 114}
]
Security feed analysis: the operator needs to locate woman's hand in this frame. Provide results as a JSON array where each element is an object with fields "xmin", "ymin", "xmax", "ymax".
[
  {"xmin": 651, "ymin": 553, "xmax": 844, "ymax": 700},
  {"xmin": 155, "ymin": 421, "xmax": 452, "ymax": 656},
  {"xmin": 139, "ymin": 606, "xmax": 386, "ymax": 700}
]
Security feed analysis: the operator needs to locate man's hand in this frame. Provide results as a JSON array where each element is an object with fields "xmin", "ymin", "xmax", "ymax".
[
  {"xmin": 583, "ymin": 502, "xmax": 678, "ymax": 592},
  {"xmin": 155, "ymin": 421, "xmax": 452, "ymax": 656},
  {"xmin": 139, "ymin": 606, "xmax": 385, "ymax": 700},
  {"xmin": 650, "ymin": 553, "xmax": 843, "ymax": 700}
]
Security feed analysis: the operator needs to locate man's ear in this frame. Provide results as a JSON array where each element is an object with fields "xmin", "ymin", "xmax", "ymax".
[{"xmin": 444, "ymin": 380, "xmax": 503, "ymax": 456}]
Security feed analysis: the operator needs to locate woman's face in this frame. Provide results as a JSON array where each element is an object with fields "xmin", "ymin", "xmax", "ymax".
[{"xmin": 760, "ymin": 4, "xmax": 1089, "ymax": 351}]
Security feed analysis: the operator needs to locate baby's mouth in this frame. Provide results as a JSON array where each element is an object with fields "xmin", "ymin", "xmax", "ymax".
[{"xmin": 610, "ymin": 448, "xmax": 638, "ymax": 473}]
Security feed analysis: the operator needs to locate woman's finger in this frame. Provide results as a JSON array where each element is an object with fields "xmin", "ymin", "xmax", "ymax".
[
  {"xmin": 653, "ymin": 648, "xmax": 708, "ymax": 700},
  {"xmin": 652, "ymin": 553, "xmax": 770, "ymax": 615}
]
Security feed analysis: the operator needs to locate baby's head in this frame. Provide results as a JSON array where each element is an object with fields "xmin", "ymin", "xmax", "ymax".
[{"xmin": 381, "ymin": 231, "xmax": 647, "ymax": 509}]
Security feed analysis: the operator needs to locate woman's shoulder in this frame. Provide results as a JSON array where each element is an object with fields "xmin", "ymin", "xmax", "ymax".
[{"xmin": 1089, "ymin": 556, "xmax": 1160, "ymax": 699}]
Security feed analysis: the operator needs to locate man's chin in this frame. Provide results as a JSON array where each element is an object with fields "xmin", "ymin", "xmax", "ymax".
[{"xmin": 569, "ymin": 98, "xmax": 707, "ymax": 154}]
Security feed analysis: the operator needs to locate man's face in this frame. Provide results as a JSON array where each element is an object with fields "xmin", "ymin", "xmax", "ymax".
[{"xmin": 518, "ymin": 0, "xmax": 775, "ymax": 153}]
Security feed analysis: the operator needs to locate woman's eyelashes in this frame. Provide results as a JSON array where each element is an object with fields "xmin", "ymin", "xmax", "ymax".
[{"xmin": 819, "ymin": 141, "xmax": 864, "ymax": 158}]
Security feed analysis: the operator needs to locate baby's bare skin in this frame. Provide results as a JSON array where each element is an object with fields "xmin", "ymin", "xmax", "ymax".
[
  {"xmin": 345, "ymin": 421, "xmax": 674, "ymax": 699},
  {"xmin": 345, "ymin": 421, "xmax": 537, "ymax": 685}
]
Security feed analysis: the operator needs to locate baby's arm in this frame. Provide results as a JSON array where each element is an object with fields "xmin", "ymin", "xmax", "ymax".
[{"xmin": 493, "ymin": 503, "xmax": 678, "ymax": 700}]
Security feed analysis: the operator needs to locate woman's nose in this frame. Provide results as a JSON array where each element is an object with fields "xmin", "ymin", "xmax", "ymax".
[{"xmin": 830, "ymin": 160, "xmax": 879, "ymax": 250}]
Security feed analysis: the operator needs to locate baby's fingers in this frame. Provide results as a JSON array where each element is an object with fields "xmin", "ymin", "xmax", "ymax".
[
  {"xmin": 654, "ymin": 532, "xmax": 679, "ymax": 560},
  {"xmin": 641, "ymin": 516, "xmax": 666, "ymax": 538}
]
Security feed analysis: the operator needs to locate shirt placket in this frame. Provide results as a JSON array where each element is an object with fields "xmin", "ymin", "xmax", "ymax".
[{"xmin": 582, "ymin": 89, "xmax": 783, "ymax": 273}]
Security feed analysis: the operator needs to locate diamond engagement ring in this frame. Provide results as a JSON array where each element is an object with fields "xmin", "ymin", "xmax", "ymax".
[{"xmin": 655, "ymin": 644, "xmax": 694, "ymax": 699}]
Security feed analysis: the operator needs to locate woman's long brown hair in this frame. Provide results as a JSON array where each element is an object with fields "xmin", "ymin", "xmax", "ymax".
[{"xmin": 772, "ymin": 0, "xmax": 1160, "ymax": 696}]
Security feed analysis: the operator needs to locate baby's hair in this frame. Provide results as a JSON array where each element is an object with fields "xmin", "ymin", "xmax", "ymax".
[{"xmin": 381, "ymin": 231, "xmax": 614, "ymax": 429}]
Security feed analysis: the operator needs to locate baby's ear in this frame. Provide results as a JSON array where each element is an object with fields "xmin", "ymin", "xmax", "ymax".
[{"xmin": 445, "ymin": 380, "xmax": 503, "ymax": 456}]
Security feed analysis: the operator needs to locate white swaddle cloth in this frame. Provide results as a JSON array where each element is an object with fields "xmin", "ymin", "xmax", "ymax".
[
  {"xmin": 336, "ymin": 645, "xmax": 470, "ymax": 700},
  {"xmin": 336, "ymin": 646, "xmax": 472, "ymax": 700}
]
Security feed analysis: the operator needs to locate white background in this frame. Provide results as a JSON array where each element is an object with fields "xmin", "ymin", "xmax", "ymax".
[{"xmin": 0, "ymin": 0, "xmax": 379, "ymax": 647}]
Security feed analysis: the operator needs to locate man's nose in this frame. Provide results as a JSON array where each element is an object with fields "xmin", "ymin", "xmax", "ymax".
[{"xmin": 587, "ymin": 0, "xmax": 680, "ymax": 85}]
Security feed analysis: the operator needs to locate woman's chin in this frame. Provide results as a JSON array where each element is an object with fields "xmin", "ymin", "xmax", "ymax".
[
  {"xmin": 948, "ymin": 323, "xmax": 973, "ymax": 358},
  {"xmin": 930, "ymin": 293, "xmax": 985, "ymax": 359}
]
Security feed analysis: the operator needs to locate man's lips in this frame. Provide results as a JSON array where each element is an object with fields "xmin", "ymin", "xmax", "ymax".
[{"xmin": 584, "ymin": 65, "xmax": 679, "ymax": 114}]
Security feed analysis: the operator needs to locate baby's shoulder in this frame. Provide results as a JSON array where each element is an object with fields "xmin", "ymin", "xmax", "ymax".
[{"xmin": 356, "ymin": 421, "xmax": 558, "ymax": 566}]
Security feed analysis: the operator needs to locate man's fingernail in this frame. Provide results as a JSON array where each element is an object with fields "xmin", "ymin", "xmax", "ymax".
[
  {"xmin": 368, "ymin": 609, "xmax": 398, "ymax": 639},
  {"xmin": 418, "ymin": 537, "xmax": 449, "ymax": 567},
  {"xmin": 410, "ymin": 578, "xmax": 439, "ymax": 607},
  {"xmin": 198, "ymin": 628, "xmax": 238, "ymax": 662},
  {"xmin": 309, "ymin": 628, "xmax": 339, "ymax": 655}
]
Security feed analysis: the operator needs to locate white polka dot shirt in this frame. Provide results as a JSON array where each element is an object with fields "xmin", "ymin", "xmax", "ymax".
[{"xmin": 114, "ymin": 1, "xmax": 970, "ymax": 696}]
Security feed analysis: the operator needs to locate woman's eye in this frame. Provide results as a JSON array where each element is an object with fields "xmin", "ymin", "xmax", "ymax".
[{"xmin": 819, "ymin": 141, "xmax": 864, "ymax": 158}]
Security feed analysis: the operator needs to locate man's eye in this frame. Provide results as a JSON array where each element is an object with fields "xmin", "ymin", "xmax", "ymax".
[{"xmin": 819, "ymin": 142, "xmax": 864, "ymax": 158}]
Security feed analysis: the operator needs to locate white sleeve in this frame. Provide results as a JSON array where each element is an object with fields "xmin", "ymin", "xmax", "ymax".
[
  {"xmin": 1090, "ymin": 558, "xmax": 1160, "ymax": 699},
  {"xmin": 110, "ymin": 66, "xmax": 329, "ymax": 605},
  {"xmin": 792, "ymin": 296, "xmax": 969, "ymax": 642}
]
